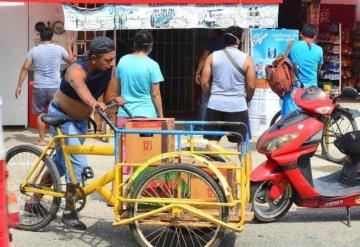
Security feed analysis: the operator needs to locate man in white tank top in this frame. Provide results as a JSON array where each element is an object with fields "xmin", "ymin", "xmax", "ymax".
[{"xmin": 201, "ymin": 26, "xmax": 256, "ymax": 149}]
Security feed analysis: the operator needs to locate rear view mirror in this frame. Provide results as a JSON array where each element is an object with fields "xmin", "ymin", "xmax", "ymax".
[{"xmin": 341, "ymin": 87, "xmax": 358, "ymax": 99}]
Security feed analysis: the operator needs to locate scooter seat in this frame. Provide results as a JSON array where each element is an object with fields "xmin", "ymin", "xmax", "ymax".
[
  {"xmin": 314, "ymin": 171, "xmax": 360, "ymax": 197},
  {"xmin": 41, "ymin": 114, "xmax": 72, "ymax": 127},
  {"xmin": 335, "ymin": 131, "xmax": 360, "ymax": 155}
]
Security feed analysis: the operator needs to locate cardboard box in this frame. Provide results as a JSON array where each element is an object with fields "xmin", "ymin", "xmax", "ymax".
[
  {"xmin": 190, "ymin": 167, "xmax": 234, "ymax": 202},
  {"xmin": 124, "ymin": 118, "xmax": 175, "ymax": 163}
]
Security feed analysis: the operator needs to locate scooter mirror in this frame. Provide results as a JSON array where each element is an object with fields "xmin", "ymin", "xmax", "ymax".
[{"xmin": 341, "ymin": 87, "xmax": 358, "ymax": 99}]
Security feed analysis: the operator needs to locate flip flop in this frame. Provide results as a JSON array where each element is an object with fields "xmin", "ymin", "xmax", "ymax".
[{"xmin": 33, "ymin": 141, "xmax": 47, "ymax": 146}]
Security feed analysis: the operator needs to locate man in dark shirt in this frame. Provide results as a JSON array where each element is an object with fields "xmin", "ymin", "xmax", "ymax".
[
  {"xmin": 25, "ymin": 37, "xmax": 124, "ymax": 231},
  {"xmin": 194, "ymin": 29, "xmax": 225, "ymax": 123}
]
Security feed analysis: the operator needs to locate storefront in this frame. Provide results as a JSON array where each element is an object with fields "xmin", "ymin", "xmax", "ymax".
[
  {"xmin": 279, "ymin": 0, "xmax": 360, "ymax": 91},
  {"xmin": 0, "ymin": 0, "xmax": 280, "ymax": 126}
]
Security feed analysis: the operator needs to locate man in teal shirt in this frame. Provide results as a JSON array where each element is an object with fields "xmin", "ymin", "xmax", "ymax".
[
  {"xmin": 116, "ymin": 30, "xmax": 164, "ymax": 119},
  {"xmin": 281, "ymin": 24, "xmax": 324, "ymax": 115}
]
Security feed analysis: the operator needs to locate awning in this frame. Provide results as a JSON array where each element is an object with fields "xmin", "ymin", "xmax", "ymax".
[
  {"xmin": 63, "ymin": 3, "xmax": 280, "ymax": 30},
  {"xmin": 2, "ymin": 0, "xmax": 282, "ymax": 3}
]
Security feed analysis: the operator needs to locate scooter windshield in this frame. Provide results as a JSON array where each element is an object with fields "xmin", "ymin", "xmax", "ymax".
[{"xmin": 300, "ymin": 86, "xmax": 327, "ymax": 101}]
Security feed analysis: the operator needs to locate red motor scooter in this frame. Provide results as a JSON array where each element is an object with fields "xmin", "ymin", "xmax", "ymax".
[{"xmin": 250, "ymin": 85, "xmax": 360, "ymax": 226}]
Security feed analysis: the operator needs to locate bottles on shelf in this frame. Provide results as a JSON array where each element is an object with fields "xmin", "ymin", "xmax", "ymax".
[{"xmin": 318, "ymin": 24, "xmax": 341, "ymax": 85}]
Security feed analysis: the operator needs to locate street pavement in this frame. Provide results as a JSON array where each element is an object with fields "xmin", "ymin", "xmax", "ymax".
[{"xmin": 5, "ymin": 101, "xmax": 360, "ymax": 247}]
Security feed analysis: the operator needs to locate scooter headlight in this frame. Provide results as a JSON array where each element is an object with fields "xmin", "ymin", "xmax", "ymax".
[{"xmin": 259, "ymin": 133, "xmax": 299, "ymax": 152}]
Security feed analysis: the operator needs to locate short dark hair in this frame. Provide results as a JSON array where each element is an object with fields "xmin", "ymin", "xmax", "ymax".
[
  {"xmin": 301, "ymin": 24, "xmax": 317, "ymax": 38},
  {"xmin": 88, "ymin": 36, "xmax": 115, "ymax": 57},
  {"xmin": 40, "ymin": 27, "xmax": 53, "ymax": 41},
  {"xmin": 134, "ymin": 30, "xmax": 153, "ymax": 51},
  {"xmin": 223, "ymin": 26, "xmax": 244, "ymax": 45}
]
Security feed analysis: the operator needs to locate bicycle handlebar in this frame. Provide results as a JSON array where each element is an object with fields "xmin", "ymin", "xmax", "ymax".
[{"xmin": 95, "ymin": 103, "xmax": 134, "ymax": 132}]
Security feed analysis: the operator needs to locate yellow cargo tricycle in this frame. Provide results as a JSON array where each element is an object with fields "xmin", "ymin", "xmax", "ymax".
[{"xmin": 6, "ymin": 105, "xmax": 252, "ymax": 247}]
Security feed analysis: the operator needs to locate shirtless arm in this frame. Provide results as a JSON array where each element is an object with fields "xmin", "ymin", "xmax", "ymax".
[
  {"xmin": 65, "ymin": 64, "xmax": 101, "ymax": 110},
  {"xmin": 151, "ymin": 83, "xmax": 163, "ymax": 118},
  {"xmin": 15, "ymin": 58, "xmax": 32, "ymax": 98},
  {"xmin": 195, "ymin": 50, "xmax": 210, "ymax": 84},
  {"xmin": 243, "ymin": 56, "xmax": 256, "ymax": 103},
  {"xmin": 201, "ymin": 54, "xmax": 213, "ymax": 96},
  {"xmin": 104, "ymin": 66, "xmax": 124, "ymax": 105}
]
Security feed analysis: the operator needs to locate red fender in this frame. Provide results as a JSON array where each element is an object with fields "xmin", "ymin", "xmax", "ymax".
[
  {"xmin": 251, "ymin": 160, "xmax": 289, "ymax": 200},
  {"xmin": 251, "ymin": 159, "xmax": 285, "ymax": 182}
]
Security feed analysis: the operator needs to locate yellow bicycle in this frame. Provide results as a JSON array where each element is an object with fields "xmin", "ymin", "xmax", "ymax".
[{"xmin": 6, "ymin": 106, "xmax": 252, "ymax": 247}]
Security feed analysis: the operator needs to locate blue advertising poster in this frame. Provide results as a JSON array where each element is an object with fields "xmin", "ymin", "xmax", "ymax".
[{"xmin": 250, "ymin": 29, "xmax": 299, "ymax": 79}]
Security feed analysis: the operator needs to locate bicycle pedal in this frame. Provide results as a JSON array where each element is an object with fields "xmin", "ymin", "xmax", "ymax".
[{"xmin": 82, "ymin": 167, "xmax": 94, "ymax": 180}]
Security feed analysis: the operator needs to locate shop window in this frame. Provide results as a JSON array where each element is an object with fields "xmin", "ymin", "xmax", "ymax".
[{"xmin": 72, "ymin": 3, "xmax": 106, "ymax": 57}]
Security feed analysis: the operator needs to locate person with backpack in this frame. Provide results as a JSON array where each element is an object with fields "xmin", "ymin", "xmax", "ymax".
[
  {"xmin": 281, "ymin": 24, "xmax": 324, "ymax": 116},
  {"xmin": 201, "ymin": 26, "xmax": 256, "ymax": 148}
]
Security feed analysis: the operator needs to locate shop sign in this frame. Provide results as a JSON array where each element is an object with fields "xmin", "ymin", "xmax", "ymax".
[
  {"xmin": 63, "ymin": 4, "xmax": 279, "ymax": 31},
  {"xmin": 250, "ymin": 28, "xmax": 298, "ymax": 79}
]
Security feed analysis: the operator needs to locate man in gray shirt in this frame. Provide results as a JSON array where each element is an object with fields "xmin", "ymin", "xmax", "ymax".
[
  {"xmin": 15, "ymin": 27, "xmax": 74, "ymax": 146},
  {"xmin": 201, "ymin": 26, "xmax": 256, "ymax": 149}
]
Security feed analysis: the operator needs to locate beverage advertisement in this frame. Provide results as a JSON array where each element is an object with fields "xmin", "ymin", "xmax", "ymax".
[{"xmin": 250, "ymin": 29, "xmax": 299, "ymax": 79}]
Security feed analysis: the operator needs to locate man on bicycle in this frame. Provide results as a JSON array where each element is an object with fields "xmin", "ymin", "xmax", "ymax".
[{"xmin": 26, "ymin": 36, "xmax": 124, "ymax": 230}]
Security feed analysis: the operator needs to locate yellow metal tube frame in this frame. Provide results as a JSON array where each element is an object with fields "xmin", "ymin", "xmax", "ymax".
[
  {"xmin": 19, "ymin": 125, "xmax": 251, "ymax": 233},
  {"xmin": 112, "ymin": 203, "xmax": 245, "ymax": 233}
]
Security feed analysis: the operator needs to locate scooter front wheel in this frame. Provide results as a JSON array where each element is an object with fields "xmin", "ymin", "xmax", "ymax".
[{"xmin": 251, "ymin": 181, "xmax": 293, "ymax": 223}]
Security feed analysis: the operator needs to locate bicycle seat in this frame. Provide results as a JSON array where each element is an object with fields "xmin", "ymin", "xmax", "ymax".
[
  {"xmin": 41, "ymin": 114, "xmax": 72, "ymax": 127},
  {"xmin": 335, "ymin": 131, "xmax": 360, "ymax": 155}
]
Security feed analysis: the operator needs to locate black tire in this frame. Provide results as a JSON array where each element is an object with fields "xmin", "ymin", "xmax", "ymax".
[
  {"xmin": 6, "ymin": 145, "xmax": 61, "ymax": 231},
  {"xmin": 251, "ymin": 181, "xmax": 293, "ymax": 223},
  {"xmin": 269, "ymin": 110, "xmax": 281, "ymax": 127},
  {"xmin": 182, "ymin": 147, "xmax": 226, "ymax": 162},
  {"xmin": 128, "ymin": 164, "xmax": 228, "ymax": 247},
  {"xmin": 321, "ymin": 112, "xmax": 358, "ymax": 163}
]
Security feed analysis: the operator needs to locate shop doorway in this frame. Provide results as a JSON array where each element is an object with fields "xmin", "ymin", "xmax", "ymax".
[
  {"xmin": 74, "ymin": 3, "xmax": 200, "ymax": 119},
  {"xmin": 77, "ymin": 29, "xmax": 199, "ymax": 119},
  {"xmin": 113, "ymin": 29, "xmax": 198, "ymax": 118}
]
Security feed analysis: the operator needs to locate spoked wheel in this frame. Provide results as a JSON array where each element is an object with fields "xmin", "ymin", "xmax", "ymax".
[
  {"xmin": 251, "ymin": 181, "xmax": 293, "ymax": 223},
  {"xmin": 321, "ymin": 112, "xmax": 357, "ymax": 163},
  {"xmin": 128, "ymin": 164, "xmax": 228, "ymax": 247},
  {"xmin": 6, "ymin": 145, "xmax": 61, "ymax": 231}
]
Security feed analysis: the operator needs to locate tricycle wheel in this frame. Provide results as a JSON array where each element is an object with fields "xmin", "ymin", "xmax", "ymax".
[
  {"xmin": 251, "ymin": 181, "xmax": 293, "ymax": 223},
  {"xmin": 128, "ymin": 164, "xmax": 228, "ymax": 247},
  {"xmin": 6, "ymin": 145, "xmax": 61, "ymax": 231}
]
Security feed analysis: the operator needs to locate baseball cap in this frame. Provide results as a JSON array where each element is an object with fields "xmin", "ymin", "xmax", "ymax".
[{"xmin": 88, "ymin": 36, "xmax": 115, "ymax": 55}]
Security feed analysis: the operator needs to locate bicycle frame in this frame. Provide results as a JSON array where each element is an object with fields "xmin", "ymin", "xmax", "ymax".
[{"xmin": 20, "ymin": 121, "xmax": 252, "ymax": 232}]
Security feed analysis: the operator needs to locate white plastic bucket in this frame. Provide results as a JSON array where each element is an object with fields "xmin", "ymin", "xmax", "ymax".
[{"xmin": 249, "ymin": 88, "xmax": 280, "ymax": 137}]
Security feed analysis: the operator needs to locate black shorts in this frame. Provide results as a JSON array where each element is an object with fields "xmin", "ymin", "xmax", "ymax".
[{"xmin": 204, "ymin": 108, "xmax": 249, "ymax": 143}]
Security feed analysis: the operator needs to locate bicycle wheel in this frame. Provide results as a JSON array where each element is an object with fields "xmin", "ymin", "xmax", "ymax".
[
  {"xmin": 128, "ymin": 164, "xmax": 228, "ymax": 247},
  {"xmin": 269, "ymin": 110, "xmax": 281, "ymax": 127},
  {"xmin": 321, "ymin": 111, "xmax": 358, "ymax": 163},
  {"xmin": 6, "ymin": 144, "xmax": 61, "ymax": 231}
]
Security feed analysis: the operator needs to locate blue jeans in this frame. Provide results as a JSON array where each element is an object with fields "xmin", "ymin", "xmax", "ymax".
[{"xmin": 48, "ymin": 103, "xmax": 88, "ymax": 183}]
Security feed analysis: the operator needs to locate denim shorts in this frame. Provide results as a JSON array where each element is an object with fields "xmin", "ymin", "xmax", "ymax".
[{"xmin": 32, "ymin": 87, "xmax": 57, "ymax": 114}]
